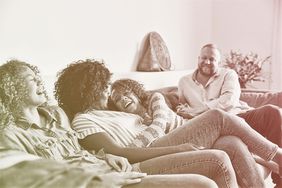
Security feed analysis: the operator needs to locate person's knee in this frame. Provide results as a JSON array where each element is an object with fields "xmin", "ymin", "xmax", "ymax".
[
  {"xmin": 192, "ymin": 175, "xmax": 218, "ymax": 188},
  {"xmin": 209, "ymin": 150, "xmax": 231, "ymax": 165},
  {"xmin": 261, "ymin": 104, "xmax": 281, "ymax": 115},
  {"xmin": 207, "ymin": 150, "xmax": 237, "ymax": 187},
  {"xmin": 207, "ymin": 109, "xmax": 227, "ymax": 117},
  {"xmin": 216, "ymin": 136, "xmax": 247, "ymax": 150},
  {"xmin": 215, "ymin": 136, "xmax": 250, "ymax": 161},
  {"xmin": 262, "ymin": 104, "xmax": 282, "ymax": 124},
  {"xmin": 123, "ymin": 174, "xmax": 218, "ymax": 188}
]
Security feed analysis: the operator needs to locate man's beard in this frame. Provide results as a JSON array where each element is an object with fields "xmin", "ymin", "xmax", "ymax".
[{"xmin": 198, "ymin": 64, "xmax": 216, "ymax": 77}]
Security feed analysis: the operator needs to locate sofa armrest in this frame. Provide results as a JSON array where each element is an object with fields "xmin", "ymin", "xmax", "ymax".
[{"xmin": 240, "ymin": 90, "xmax": 282, "ymax": 108}]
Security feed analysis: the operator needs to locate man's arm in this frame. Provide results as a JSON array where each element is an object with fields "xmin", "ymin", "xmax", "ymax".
[
  {"xmin": 205, "ymin": 70, "xmax": 241, "ymax": 110},
  {"xmin": 178, "ymin": 76, "xmax": 190, "ymax": 105}
]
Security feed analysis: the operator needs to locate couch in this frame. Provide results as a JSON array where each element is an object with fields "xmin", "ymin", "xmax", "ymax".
[{"xmin": 44, "ymin": 69, "xmax": 281, "ymax": 187}]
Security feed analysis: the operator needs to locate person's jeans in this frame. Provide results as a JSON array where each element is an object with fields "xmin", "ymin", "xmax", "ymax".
[
  {"xmin": 238, "ymin": 104, "xmax": 282, "ymax": 186},
  {"xmin": 238, "ymin": 104, "xmax": 282, "ymax": 148},
  {"xmin": 150, "ymin": 109, "xmax": 278, "ymax": 161},
  {"xmin": 123, "ymin": 174, "xmax": 218, "ymax": 188},
  {"xmin": 213, "ymin": 136, "xmax": 265, "ymax": 188},
  {"xmin": 138, "ymin": 148, "xmax": 237, "ymax": 188},
  {"xmin": 149, "ymin": 109, "xmax": 279, "ymax": 187}
]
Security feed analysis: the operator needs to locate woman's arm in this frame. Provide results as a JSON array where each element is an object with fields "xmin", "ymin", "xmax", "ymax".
[
  {"xmin": 147, "ymin": 93, "xmax": 182, "ymax": 131},
  {"xmin": 79, "ymin": 132, "xmax": 194, "ymax": 164},
  {"xmin": 129, "ymin": 93, "xmax": 181, "ymax": 147}
]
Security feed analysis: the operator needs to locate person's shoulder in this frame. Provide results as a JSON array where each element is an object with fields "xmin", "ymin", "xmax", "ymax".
[
  {"xmin": 39, "ymin": 105, "xmax": 71, "ymax": 127},
  {"xmin": 218, "ymin": 67, "xmax": 237, "ymax": 76},
  {"xmin": 1, "ymin": 123, "xmax": 18, "ymax": 135},
  {"xmin": 72, "ymin": 112, "xmax": 88, "ymax": 121},
  {"xmin": 179, "ymin": 70, "xmax": 195, "ymax": 83},
  {"xmin": 151, "ymin": 92, "xmax": 165, "ymax": 99},
  {"xmin": 0, "ymin": 123, "xmax": 25, "ymax": 149},
  {"xmin": 72, "ymin": 110, "xmax": 99, "ymax": 123},
  {"xmin": 150, "ymin": 92, "xmax": 168, "ymax": 105},
  {"xmin": 40, "ymin": 105, "xmax": 62, "ymax": 113},
  {"xmin": 40, "ymin": 105, "xmax": 68, "ymax": 119},
  {"xmin": 218, "ymin": 67, "xmax": 234, "ymax": 73},
  {"xmin": 181, "ymin": 71, "xmax": 194, "ymax": 79}
]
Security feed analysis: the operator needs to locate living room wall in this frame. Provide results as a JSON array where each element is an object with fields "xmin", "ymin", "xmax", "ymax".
[
  {"xmin": 212, "ymin": 0, "xmax": 277, "ymax": 90},
  {"xmin": 0, "ymin": 0, "xmax": 213, "ymax": 74},
  {"xmin": 0, "ymin": 0, "xmax": 280, "ymax": 90}
]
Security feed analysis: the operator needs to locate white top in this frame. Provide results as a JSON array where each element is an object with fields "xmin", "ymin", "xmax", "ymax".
[{"xmin": 178, "ymin": 68, "xmax": 251, "ymax": 116}]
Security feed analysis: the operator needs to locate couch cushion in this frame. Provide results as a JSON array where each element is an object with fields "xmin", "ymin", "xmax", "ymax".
[{"xmin": 240, "ymin": 90, "xmax": 282, "ymax": 108}]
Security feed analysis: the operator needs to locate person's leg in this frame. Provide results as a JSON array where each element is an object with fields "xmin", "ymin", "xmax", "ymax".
[
  {"xmin": 238, "ymin": 105, "xmax": 282, "ymax": 187},
  {"xmin": 238, "ymin": 105, "xmax": 282, "ymax": 148},
  {"xmin": 212, "ymin": 135, "xmax": 265, "ymax": 188},
  {"xmin": 150, "ymin": 109, "xmax": 279, "ymax": 162},
  {"xmin": 123, "ymin": 174, "xmax": 218, "ymax": 188},
  {"xmin": 138, "ymin": 149, "xmax": 238, "ymax": 188}
]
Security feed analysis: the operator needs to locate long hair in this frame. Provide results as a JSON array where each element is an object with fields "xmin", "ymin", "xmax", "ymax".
[
  {"xmin": 111, "ymin": 78, "xmax": 150, "ymax": 108},
  {"xmin": 0, "ymin": 59, "xmax": 49, "ymax": 129},
  {"xmin": 54, "ymin": 59, "xmax": 112, "ymax": 121}
]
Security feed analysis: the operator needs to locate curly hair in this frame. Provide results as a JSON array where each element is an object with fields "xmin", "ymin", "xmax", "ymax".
[
  {"xmin": 111, "ymin": 79, "xmax": 150, "ymax": 108},
  {"xmin": 54, "ymin": 59, "xmax": 112, "ymax": 121},
  {"xmin": 0, "ymin": 59, "xmax": 49, "ymax": 129}
]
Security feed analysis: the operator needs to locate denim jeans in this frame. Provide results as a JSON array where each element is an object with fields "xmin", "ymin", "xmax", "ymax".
[
  {"xmin": 213, "ymin": 136, "xmax": 265, "ymax": 188},
  {"xmin": 123, "ymin": 174, "xmax": 218, "ymax": 188},
  {"xmin": 148, "ymin": 109, "xmax": 279, "ymax": 187},
  {"xmin": 138, "ymin": 148, "xmax": 237, "ymax": 188},
  {"xmin": 238, "ymin": 104, "xmax": 282, "ymax": 186}
]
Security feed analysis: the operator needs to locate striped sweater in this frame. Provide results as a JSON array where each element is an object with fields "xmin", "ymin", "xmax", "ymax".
[{"xmin": 72, "ymin": 92, "xmax": 184, "ymax": 148}]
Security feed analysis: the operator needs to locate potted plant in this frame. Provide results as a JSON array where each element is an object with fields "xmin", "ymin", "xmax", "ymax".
[{"xmin": 223, "ymin": 50, "xmax": 271, "ymax": 88}]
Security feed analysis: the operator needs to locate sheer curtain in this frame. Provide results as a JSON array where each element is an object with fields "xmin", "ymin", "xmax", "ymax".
[{"xmin": 271, "ymin": 0, "xmax": 282, "ymax": 90}]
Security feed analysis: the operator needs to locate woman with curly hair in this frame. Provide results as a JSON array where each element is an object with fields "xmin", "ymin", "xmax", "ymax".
[
  {"xmin": 55, "ymin": 59, "xmax": 282, "ymax": 188},
  {"xmin": 0, "ymin": 59, "xmax": 222, "ymax": 188}
]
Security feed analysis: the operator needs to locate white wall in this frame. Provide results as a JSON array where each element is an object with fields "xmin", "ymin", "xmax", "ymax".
[
  {"xmin": 0, "ymin": 0, "xmax": 212, "ymax": 75},
  {"xmin": 212, "ymin": 0, "xmax": 276, "ymax": 89},
  {"xmin": 0, "ymin": 0, "xmax": 280, "ymax": 90}
]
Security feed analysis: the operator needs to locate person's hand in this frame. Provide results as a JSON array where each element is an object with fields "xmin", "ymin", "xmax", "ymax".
[
  {"xmin": 178, "ymin": 143, "xmax": 205, "ymax": 152},
  {"xmin": 88, "ymin": 172, "xmax": 147, "ymax": 188},
  {"xmin": 176, "ymin": 103, "xmax": 208, "ymax": 119},
  {"xmin": 105, "ymin": 154, "xmax": 133, "ymax": 172},
  {"xmin": 176, "ymin": 103, "xmax": 195, "ymax": 119},
  {"xmin": 142, "ymin": 113, "xmax": 152, "ymax": 126},
  {"xmin": 177, "ymin": 111, "xmax": 195, "ymax": 119}
]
